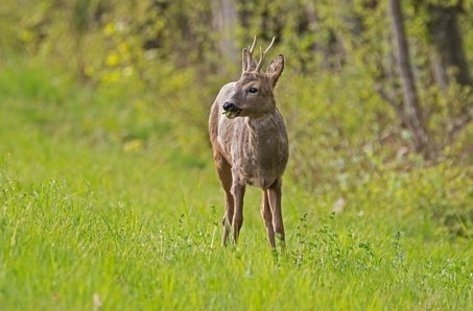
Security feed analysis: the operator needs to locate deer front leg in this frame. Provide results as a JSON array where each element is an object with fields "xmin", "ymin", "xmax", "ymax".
[
  {"xmin": 215, "ymin": 154, "xmax": 234, "ymax": 246},
  {"xmin": 267, "ymin": 178, "xmax": 285, "ymax": 249},
  {"xmin": 231, "ymin": 178, "xmax": 246, "ymax": 244},
  {"xmin": 222, "ymin": 190, "xmax": 234, "ymax": 246},
  {"xmin": 261, "ymin": 190, "xmax": 276, "ymax": 248}
]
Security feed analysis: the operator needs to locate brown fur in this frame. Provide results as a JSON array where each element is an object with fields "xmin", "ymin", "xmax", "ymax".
[{"xmin": 208, "ymin": 39, "xmax": 288, "ymax": 248}]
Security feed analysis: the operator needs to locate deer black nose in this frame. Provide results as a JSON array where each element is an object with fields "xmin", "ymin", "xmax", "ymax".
[{"xmin": 223, "ymin": 102, "xmax": 239, "ymax": 112}]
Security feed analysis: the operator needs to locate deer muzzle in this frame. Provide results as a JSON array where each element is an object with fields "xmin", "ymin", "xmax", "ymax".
[{"xmin": 222, "ymin": 102, "xmax": 241, "ymax": 119}]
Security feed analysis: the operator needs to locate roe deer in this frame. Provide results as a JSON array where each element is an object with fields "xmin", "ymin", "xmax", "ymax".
[{"xmin": 208, "ymin": 37, "xmax": 288, "ymax": 249}]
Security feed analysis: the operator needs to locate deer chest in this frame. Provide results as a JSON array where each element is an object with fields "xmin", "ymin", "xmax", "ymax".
[{"xmin": 232, "ymin": 134, "xmax": 288, "ymax": 189}]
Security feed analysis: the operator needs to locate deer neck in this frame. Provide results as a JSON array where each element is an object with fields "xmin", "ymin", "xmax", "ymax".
[{"xmin": 244, "ymin": 109, "xmax": 280, "ymax": 140}]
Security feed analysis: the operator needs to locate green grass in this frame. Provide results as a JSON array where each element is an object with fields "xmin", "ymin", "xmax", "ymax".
[{"xmin": 0, "ymin": 63, "xmax": 472, "ymax": 310}]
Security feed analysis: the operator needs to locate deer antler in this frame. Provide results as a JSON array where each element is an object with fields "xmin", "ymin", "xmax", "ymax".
[
  {"xmin": 249, "ymin": 35, "xmax": 257, "ymax": 54},
  {"xmin": 255, "ymin": 37, "xmax": 276, "ymax": 72}
]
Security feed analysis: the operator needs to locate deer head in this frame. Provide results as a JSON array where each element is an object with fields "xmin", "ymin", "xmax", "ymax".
[{"xmin": 223, "ymin": 37, "xmax": 285, "ymax": 119}]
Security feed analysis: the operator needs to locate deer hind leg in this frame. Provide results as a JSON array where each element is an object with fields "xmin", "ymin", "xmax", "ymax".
[
  {"xmin": 261, "ymin": 190, "xmax": 276, "ymax": 248},
  {"xmin": 215, "ymin": 154, "xmax": 234, "ymax": 246},
  {"xmin": 267, "ymin": 178, "xmax": 285, "ymax": 250}
]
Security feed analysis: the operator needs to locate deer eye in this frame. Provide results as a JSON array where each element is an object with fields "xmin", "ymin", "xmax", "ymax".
[{"xmin": 248, "ymin": 87, "xmax": 258, "ymax": 94}]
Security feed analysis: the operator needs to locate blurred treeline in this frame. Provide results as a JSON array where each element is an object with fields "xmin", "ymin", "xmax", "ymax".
[{"xmin": 0, "ymin": 0, "xmax": 472, "ymax": 191}]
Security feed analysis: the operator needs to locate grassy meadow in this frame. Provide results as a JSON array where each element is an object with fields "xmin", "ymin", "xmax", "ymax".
[{"xmin": 0, "ymin": 59, "xmax": 472, "ymax": 311}]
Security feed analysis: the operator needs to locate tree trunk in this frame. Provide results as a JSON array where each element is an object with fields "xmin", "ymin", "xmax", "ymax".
[
  {"xmin": 426, "ymin": 3, "xmax": 472, "ymax": 145},
  {"xmin": 388, "ymin": 0, "xmax": 434, "ymax": 158},
  {"xmin": 427, "ymin": 4, "xmax": 471, "ymax": 88},
  {"xmin": 211, "ymin": 0, "xmax": 238, "ymax": 63}
]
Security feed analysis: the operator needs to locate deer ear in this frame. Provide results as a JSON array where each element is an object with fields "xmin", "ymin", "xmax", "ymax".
[{"xmin": 267, "ymin": 54, "xmax": 284, "ymax": 87}]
